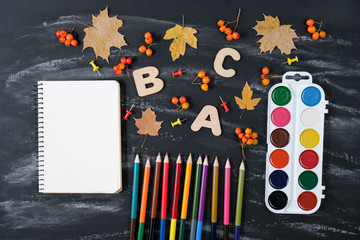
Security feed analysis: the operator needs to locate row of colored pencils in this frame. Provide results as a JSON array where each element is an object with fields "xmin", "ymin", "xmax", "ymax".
[{"xmin": 130, "ymin": 153, "xmax": 245, "ymax": 240}]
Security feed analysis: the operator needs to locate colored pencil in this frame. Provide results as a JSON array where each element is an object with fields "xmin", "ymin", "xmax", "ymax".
[
  {"xmin": 179, "ymin": 154, "xmax": 193, "ymax": 240},
  {"xmin": 234, "ymin": 160, "xmax": 245, "ymax": 240},
  {"xmin": 148, "ymin": 153, "xmax": 162, "ymax": 240},
  {"xmin": 130, "ymin": 154, "xmax": 141, "ymax": 240},
  {"xmin": 159, "ymin": 153, "xmax": 169, "ymax": 240},
  {"xmin": 195, "ymin": 155, "xmax": 209, "ymax": 240},
  {"xmin": 138, "ymin": 158, "xmax": 151, "ymax": 240},
  {"xmin": 189, "ymin": 156, "xmax": 203, "ymax": 240},
  {"xmin": 211, "ymin": 157, "xmax": 219, "ymax": 240},
  {"xmin": 169, "ymin": 154, "xmax": 182, "ymax": 240},
  {"xmin": 223, "ymin": 158, "xmax": 231, "ymax": 240}
]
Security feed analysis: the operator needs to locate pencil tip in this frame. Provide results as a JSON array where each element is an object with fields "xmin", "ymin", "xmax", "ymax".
[
  {"xmin": 135, "ymin": 154, "xmax": 140, "ymax": 163},
  {"xmin": 164, "ymin": 153, "xmax": 169, "ymax": 163},
  {"xmin": 177, "ymin": 154, "xmax": 182, "ymax": 163},
  {"xmin": 197, "ymin": 156, "xmax": 202, "ymax": 164},
  {"xmin": 225, "ymin": 158, "xmax": 231, "ymax": 168},
  {"xmin": 240, "ymin": 160, "xmax": 245, "ymax": 170},
  {"xmin": 214, "ymin": 157, "xmax": 219, "ymax": 166},
  {"xmin": 187, "ymin": 153, "xmax": 192, "ymax": 163}
]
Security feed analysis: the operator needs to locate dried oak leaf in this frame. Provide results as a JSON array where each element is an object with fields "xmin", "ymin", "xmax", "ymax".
[
  {"xmin": 163, "ymin": 24, "xmax": 198, "ymax": 61},
  {"xmin": 134, "ymin": 108, "xmax": 163, "ymax": 136},
  {"xmin": 82, "ymin": 7, "xmax": 127, "ymax": 62},
  {"xmin": 253, "ymin": 14, "xmax": 298, "ymax": 55},
  {"xmin": 235, "ymin": 82, "xmax": 261, "ymax": 118}
]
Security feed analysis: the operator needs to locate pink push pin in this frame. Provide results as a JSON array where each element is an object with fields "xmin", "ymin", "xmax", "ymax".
[
  {"xmin": 123, "ymin": 104, "xmax": 134, "ymax": 120},
  {"xmin": 219, "ymin": 96, "xmax": 230, "ymax": 112},
  {"xmin": 172, "ymin": 69, "xmax": 189, "ymax": 77}
]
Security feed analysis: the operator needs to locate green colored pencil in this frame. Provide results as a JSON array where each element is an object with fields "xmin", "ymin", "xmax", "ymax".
[{"xmin": 234, "ymin": 160, "xmax": 245, "ymax": 240}]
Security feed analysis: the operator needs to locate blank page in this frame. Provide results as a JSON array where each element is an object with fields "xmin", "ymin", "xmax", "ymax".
[{"xmin": 38, "ymin": 80, "xmax": 122, "ymax": 193}]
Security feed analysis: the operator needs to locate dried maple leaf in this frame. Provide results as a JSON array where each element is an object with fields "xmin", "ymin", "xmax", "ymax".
[
  {"xmin": 235, "ymin": 82, "xmax": 261, "ymax": 119},
  {"xmin": 253, "ymin": 14, "xmax": 298, "ymax": 55},
  {"xmin": 163, "ymin": 24, "xmax": 198, "ymax": 61},
  {"xmin": 134, "ymin": 108, "xmax": 163, "ymax": 136},
  {"xmin": 82, "ymin": 7, "xmax": 127, "ymax": 62},
  {"xmin": 134, "ymin": 108, "xmax": 163, "ymax": 148}
]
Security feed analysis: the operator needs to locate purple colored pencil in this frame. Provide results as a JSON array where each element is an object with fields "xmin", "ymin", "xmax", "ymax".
[{"xmin": 195, "ymin": 155, "xmax": 209, "ymax": 240}]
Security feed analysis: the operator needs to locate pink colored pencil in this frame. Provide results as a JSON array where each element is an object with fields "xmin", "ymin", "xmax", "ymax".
[{"xmin": 223, "ymin": 158, "xmax": 231, "ymax": 240}]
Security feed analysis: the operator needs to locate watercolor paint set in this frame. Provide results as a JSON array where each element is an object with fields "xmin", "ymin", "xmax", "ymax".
[{"xmin": 265, "ymin": 71, "xmax": 328, "ymax": 214}]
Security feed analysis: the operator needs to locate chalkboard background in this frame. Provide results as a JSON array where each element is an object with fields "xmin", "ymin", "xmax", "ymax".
[{"xmin": 1, "ymin": 0, "xmax": 359, "ymax": 239}]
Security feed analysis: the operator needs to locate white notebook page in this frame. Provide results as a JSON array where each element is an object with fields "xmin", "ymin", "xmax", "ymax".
[{"xmin": 38, "ymin": 80, "xmax": 122, "ymax": 193}]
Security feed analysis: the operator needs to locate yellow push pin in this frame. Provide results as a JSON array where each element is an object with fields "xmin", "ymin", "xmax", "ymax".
[
  {"xmin": 89, "ymin": 60, "xmax": 101, "ymax": 76},
  {"xmin": 282, "ymin": 56, "xmax": 298, "ymax": 65},
  {"xmin": 171, "ymin": 118, "xmax": 187, "ymax": 127}
]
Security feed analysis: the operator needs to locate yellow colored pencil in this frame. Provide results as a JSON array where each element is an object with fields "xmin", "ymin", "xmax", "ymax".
[{"xmin": 179, "ymin": 154, "xmax": 193, "ymax": 240}]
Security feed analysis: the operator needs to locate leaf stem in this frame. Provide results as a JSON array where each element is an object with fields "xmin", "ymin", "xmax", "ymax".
[
  {"xmin": 141, "ymin": 134, "xmax": 148, "ymax": 148},
  {"xmin": 182, "ymin": 15, "xmax": 185, "ymax": 27},
  {"xmin": 240, "ymin": 108, "xmax": 246, "ymax": 119},
  {"xmin": 73, "ymin": 17, "xmax": 92, "ymax": 28}
]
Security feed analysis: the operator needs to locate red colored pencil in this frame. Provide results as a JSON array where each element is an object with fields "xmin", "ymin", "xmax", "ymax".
[{"xmin": 159, "ymin": 153, "xmax": 169, "ymax": 240}]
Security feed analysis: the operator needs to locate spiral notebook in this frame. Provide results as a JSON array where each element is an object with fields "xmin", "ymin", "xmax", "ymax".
[{"xmin": 37, "ymin": 80, "xmax": 122, "ymax": 193}]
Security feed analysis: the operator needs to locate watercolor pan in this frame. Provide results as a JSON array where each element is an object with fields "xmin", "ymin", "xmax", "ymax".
[{"xmin": 265, "ymin": 72, "xmax": 328, "ymax": 214}]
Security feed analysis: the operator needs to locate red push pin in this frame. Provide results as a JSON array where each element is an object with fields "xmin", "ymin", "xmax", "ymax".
[
  {"xmin": 219, "ymin": 96, "xmax": 230, "ymax": 112},
  {"xmin": 172, "ymin": 69, "xmax": 189, "ymax": 77},
  {"xmin": 123, "ymin": 104, "xmax": 134, "ymax": 120}
]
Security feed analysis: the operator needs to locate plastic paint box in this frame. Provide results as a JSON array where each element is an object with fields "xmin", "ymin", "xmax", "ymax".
[{"xmin": 265, "ymin": 71, "xmax": 328, "ymax": 214}]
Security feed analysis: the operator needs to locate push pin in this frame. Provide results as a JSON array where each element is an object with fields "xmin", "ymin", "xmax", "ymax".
[
  {"xmin": 171, "ymin": 118, "xmax": 187, "ymax": 127},
  {"xmin": 123, "ymin": 104, "xmax": 134, "ymax": 120},
  {"xmin": 219, "ymin": 96, "xmax": 230, "ymax": 112},
  {"xmin": 89, "ymin": 60, "xmax": 101, "ymax": 76},
  {"xmin": 172, "ymin": 69, "xmax": 189, "ymax": 77},
  {"xmin": 282, "ymin": 56, "xmax": 299, "ymax": 65}
]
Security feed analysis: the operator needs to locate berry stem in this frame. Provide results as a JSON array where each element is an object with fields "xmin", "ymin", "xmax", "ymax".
[
  {"xmin": 70, "ymin": 26, "xmax": 75, "ymax": 33},
  {"xmin": 175, "ymin": 104, "xmax": 183, "ymax": 111},
  {"xmin": 73, "ymin": 17, "xmax": 93, "ymax": 28},
  {"xmin": 191, "ymin": 76, "xmax": 199, "ymax": 85},
  {"xmin": 268, "ymin": 75, "xmax": 282, "ymax": 79},
  {"xmin": 241, "ymin": 143, "xmax": 246, "ymax": 159},
  {"xmin": 240, "ymin": 108, "xmax": 246, "ymax": 119},
  {"xmin": 317, "ymin": 21, "xmax": 323, "ymax": 32},
  {"xmin": 225, "ymin": 20, "xmax": 237, "ymax": 26},
  {"xmin": 233, "ymin": 8, "xmax": 242, "ymax": 32},
  {"xmin": 147, "ymin": 43, "xmax": 157, "ymax": 48},
  {"xmin": 126, "ymin": 65, "xmax": 131, "ymax": 80}
]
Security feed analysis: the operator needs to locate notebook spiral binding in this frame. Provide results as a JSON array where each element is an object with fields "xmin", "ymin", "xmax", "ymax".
[{"xmin": 36, "ymin": 82, "xmax": 45, "ymax": 192}]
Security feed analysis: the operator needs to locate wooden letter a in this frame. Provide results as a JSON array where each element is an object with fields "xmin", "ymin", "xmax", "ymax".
[{"xmin": 191, "ymin": 105, "xmax": 222, "ymax": 136}]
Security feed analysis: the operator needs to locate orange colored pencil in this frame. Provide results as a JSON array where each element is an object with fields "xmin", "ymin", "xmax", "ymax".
[{"xmin": 138, "ymin": 158, "xmax": 151, "ymax": 240}]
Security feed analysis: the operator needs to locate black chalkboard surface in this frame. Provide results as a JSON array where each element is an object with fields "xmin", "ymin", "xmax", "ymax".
[{"xmin": 1, "ymin": 0, "xmax": 359, "ymax": 239}]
